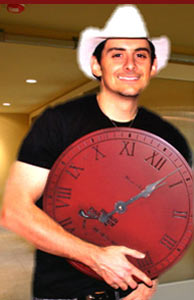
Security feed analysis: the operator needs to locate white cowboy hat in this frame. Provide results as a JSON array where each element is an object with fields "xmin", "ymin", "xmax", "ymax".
[{"xmin": 77, "ymin": 5, "xmax": 170, "ymax": 79}]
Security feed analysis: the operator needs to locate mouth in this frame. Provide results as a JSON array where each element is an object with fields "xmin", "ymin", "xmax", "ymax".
[{"xmin": 118, "ymin": 75, "xmax": 140, "ymax": 82}]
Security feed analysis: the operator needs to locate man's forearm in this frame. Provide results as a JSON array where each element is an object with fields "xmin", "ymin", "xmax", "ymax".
[{"xmin": 0, "ymin": 197, "xmax": 98, "ymax": 266}]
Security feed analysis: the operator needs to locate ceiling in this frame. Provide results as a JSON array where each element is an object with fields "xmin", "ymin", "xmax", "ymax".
[{"xmin": 0, "ymin": 3, "xmax": 194, "ymax": 115}]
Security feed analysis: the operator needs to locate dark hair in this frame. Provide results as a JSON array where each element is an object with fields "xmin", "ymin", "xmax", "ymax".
[
  {"xmin": 147, "ymin": 39, "xmax": 156, "ymax": 66},
  {"xmin": 92, "ymin": 38, "xmax": 156, "ymax": 80},
  {"xmin": 92, "ymin": 40, "xmax": 107, "ymax": 80},
  {"xmin": 93, "ymin": 40, "xmax": 107, "ymax": 65}
]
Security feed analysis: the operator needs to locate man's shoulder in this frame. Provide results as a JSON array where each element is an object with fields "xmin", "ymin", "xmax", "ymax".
[
  {"xmin": 34, "ymin": 94, "xmax": 96, "ymax": 125},
  {"xmin": 53, "ymin": 93, "xmax": 96, "ymax": 114},
  {"xmin": 139, "ymin": 107, "xmax": 177, "ymax": 131},
  {"xmin": 139, "ymin": 106, "xmax": 165, "ymax": 121}
]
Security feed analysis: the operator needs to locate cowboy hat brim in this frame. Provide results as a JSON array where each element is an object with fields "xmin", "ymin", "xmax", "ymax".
[{"xmin": 77, "ymin": 28, "xmax": 170, "ymax": 79}]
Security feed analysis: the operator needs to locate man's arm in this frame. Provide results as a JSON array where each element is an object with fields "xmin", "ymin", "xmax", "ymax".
[{"xmin": 0, "ymin": 161, "xmax": 153, "ymax": 291}]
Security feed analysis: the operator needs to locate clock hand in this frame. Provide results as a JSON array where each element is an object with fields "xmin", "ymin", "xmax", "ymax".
[
  {"xmin": 79, "ymin": 178, "xmax": 163, "ymax": 222},
  {"xmin": 99, "ymin": 169, "xmax": 179, "ymax": 224}
]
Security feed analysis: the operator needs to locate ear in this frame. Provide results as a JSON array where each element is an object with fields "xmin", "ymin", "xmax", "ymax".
[
  {"xmin": 150, "ymin": 58, "xmax": 158, "ymax": 77},
  {"xmin": 90, "ymin": 56, "xmax": 102, "ymax": 78}
]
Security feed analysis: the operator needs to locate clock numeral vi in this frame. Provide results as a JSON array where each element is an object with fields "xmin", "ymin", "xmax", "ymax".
[
  {"xmin": 160, "ymin": 234, "xmax": 177, "ymax": 250},
  {"xmin": 137, "ymin": 251, "xmax": 153, "ymax": 269},
  {"xmin": 145, "ymin": 151, "xmax": 167, "ymax": 170},
  {"xmin": 119, "ymin": 141, "xmax": 135, "ymax": 156}
]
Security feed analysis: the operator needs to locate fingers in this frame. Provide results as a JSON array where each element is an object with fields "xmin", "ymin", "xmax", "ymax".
[
  {"xmin": 101, "ymin": 262, "xmax": 146, "ymax": 291},
  {"xmin": 131, "ymin": 266, "xmax": 153, "ymax": 287},
  {"xmin": 111, "ymin": 283, "xmax": 119, "ymax": 289},
  {"xmin": 89, "ymin": 245, "xmax": 152, "ymax": 291},
  {"xmin": 122, "ymin": 279, "xmax": 158, "ymax": 300},
  {"xmin": 121, "ymin": 246, "xmax": 145, "ymax": 259},
  {"xmin": 124, "ymin": 275, "xmax": 138, "ymax": 290},
  {"xmin": 101, "ymin": 268, "xmax": 130, "ymax": 291},
  {"xmin": 112, "ymin": 281, "xmax": 128, "ymax": 291},
  {"xmin": 121, "ymin": 247, "xmax": 153, "ymax": 287}
]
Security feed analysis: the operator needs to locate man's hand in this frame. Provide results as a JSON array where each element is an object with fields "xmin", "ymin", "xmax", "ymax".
[
  {"xmin": 88, "ymin": 245, "xmax": 153, "ymax": 291},
  {"xmin": 122, "ymin": 279, "xmax": 158, "ymax": 300}
]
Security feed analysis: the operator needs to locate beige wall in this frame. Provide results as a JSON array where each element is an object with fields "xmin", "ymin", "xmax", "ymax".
[
  {"xmin": 139, "ymin": 78, "xmax": 194, "ymax": 111},
  {"xmin": 0, "ymin": 113, "xmax": 29, "ymax": 205}
]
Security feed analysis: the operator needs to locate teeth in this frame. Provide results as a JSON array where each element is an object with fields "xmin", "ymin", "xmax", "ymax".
[{"xmin": 119, "ymin": 76, "xmax": 138, "ymax": 81}]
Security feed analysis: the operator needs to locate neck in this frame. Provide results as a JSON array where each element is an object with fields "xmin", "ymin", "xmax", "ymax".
[{"xmin": 97, "ymin": 91, "xmax": 139, "ymax": 122}]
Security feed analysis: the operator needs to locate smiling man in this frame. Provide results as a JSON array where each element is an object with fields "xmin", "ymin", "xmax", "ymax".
[
  {"xmin": 90, "ymin": 38, "xmax": 157, "ymax": 124},
  {"xmin": 0, "ymin": 5, "xmax": 192, "ymax": 300},
  {"xmin": 93, "ymin": 39, "xmax": 156, "ymax": 97}
]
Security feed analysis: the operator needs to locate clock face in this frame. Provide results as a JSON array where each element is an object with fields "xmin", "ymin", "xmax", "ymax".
[{"xmin": 43, "ymin": 128, "xmax": 193, "ymax": 280}]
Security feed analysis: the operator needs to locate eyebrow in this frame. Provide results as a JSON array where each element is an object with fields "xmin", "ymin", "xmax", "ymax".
[{"xmin": 106, "ymin": 47, "xmax": 151, "ymax": 54}]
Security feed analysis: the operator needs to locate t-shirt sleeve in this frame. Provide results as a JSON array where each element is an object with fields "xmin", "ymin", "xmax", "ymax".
[
  {"xmin": 162, "ymin": 122, "xmax": 193, "ymax": 168},
  {"xmin": 18, "ymin": 108, "xmax": 63, "ymax": 169}
]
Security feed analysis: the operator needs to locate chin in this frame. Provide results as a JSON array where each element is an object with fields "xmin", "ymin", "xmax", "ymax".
[{"xmin": 118, "ymin": 92, "xmax": 139, "ymax": 98}]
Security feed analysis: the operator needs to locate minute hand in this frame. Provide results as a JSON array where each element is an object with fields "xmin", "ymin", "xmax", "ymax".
[{"xmin": 99, "ymin": 169, "xmax": 178, "ymax": 224}]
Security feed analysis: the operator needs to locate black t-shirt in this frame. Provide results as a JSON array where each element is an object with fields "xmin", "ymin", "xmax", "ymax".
[{"xmin": 18, "ymin": 94, "xmax": 192, "ymax": 298}]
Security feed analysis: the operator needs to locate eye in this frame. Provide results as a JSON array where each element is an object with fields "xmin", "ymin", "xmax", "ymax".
[
  {"xmin": 136, "ymin": 52, "xmax": 149, "ymax": 60},
  {"xmin": 112, "ymin": 53, "xmax": 122, "ymax": 58}
]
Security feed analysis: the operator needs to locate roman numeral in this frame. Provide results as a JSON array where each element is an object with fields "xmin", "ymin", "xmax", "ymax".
[
  {"xmin": 59, "ymin": 217, "xmax": 72, "ymax": 227},
  {"xmin": 59, "ymin": 217, "xmax": 75, "ymax": 233},
  {"xmin": 56, "ymin": 187, "xmax": 72, "ymax": 199},
  {"xmin": 169, "ymin": 180, "xmax": 183, "ymax": 188},
  {"xmin": 100, "ymin": 209, "xmax": 118, "ymax": 227},
  {"xmin": 55, "ymin": 187, "xmax": 72, "ymax": 207},
  {"xmin": 137, "ymin": 251, "xmax": 153, "ymax": 268},
  {"xmin": 145, "ymin": 151, "xmax": 167, "ymax": 170},
  {"xmin": 63, "ymin": 162, "xmax": 84, "ymax": 179},
  {"xmin": 173, "ymin": 210, "xmax": 188, "ymax": 219},
  {"xmin": 119, "ymin": 141, "xmax": 135, "ymax": 156},
  {"xmin": 160, "ymin": 234, "xmax": 177, "ymax": 250},
  {"xmin": 92, "ymin": 145, "xmax": 106, "ymax": 160}
]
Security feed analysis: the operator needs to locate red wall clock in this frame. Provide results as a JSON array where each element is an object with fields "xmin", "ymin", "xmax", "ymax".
[{"xmin": 43, "ymin": 128, "xmax": 193, "ymax": 280}]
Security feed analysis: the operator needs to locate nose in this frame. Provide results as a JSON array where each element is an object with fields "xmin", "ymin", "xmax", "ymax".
[{"xmin": 124, "ymin": 54, "xmax": 136, "ymax": 72}]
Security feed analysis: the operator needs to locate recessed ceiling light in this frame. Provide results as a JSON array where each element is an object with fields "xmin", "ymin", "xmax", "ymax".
[
  {"xmin": 26, "ymin": 79, "xmax": 37, "ymax": 84},
  {"xmin": 3, "ymin": 102, "xmax": 11, "ymax": 106}
]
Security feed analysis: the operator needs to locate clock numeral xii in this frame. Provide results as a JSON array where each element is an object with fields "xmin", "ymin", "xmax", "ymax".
[{"xmin": 145, "ymin": 151, "xmax": 167, "ymax": 171}]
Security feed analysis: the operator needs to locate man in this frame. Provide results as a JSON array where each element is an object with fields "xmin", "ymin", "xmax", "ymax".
[{"xmin": 0, "ymin": 5, "xmax": 192, "ymax": 300}]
